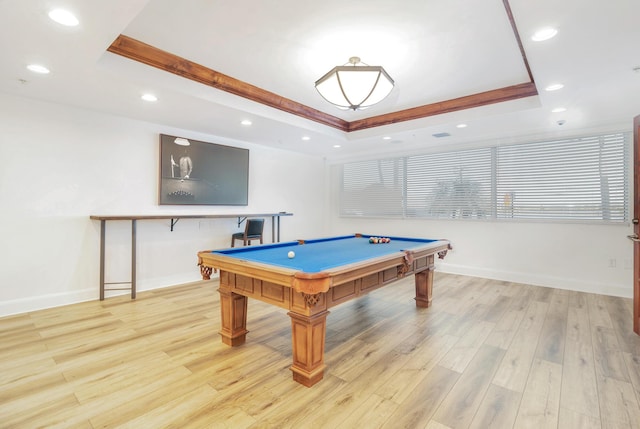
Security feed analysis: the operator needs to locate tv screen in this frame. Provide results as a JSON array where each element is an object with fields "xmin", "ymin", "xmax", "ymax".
[{"xmin": 158, "ymin": 134, "xmax": 249, "ymax": 205}]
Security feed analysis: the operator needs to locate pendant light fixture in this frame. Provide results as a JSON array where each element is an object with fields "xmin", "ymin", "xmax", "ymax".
[{"xmin": 315, "ymin": 57, "xmax": 394, "ymax": 111}]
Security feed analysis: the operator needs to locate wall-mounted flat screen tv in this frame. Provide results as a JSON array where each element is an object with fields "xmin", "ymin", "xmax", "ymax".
[{"xmin": 159, "ymin": 134, "xmax": 249, "ymax": 205}]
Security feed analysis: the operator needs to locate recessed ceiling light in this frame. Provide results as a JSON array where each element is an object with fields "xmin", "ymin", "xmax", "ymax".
[
  {"xmin": 456, "ymin": 123, "xmax": 468, "ymax": 128},
  {"xmin": 532, "ymin": 27, "xmax": 558, "ymax": 42},
  {"xmin": 141, "ymin": 94, "xmax": 157, "ymax": 102},
  {"xmin": 302, "ymin": 136, "xmax": 310, "ymax": 141},
  {"xmin": 382, "ymin": 136, "xmax": 392, "ymax": 140},
  {"xmin": 48, "ymin": 9, "xmax": 79, "ymax": 26},
  {"xmin": 27, "ymin": 64, "xmax": 50, "ymax": 74},
  {"xmin": 241, "ymin": 119, "xmax": 252, "ymax": 126},
  {"xmin": 333, "ymin": 145, "xmax": 341, "ymax": 148},
  {"xmin": 551, "ymin": 107, "xmax": 567, "ymax": 113},
  {"xmin": 545, "ymin": 83, "xmax": 564, "ymax": 91}
]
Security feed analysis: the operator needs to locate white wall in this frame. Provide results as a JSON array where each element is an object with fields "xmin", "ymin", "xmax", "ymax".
[
  {"xmin": 1, "ymin": 91, "xmax": 633, "ymax": 318},
  {"xmin": 0, "ymin": 93, "xmax": 327, "ymax": 317},
  {"xmin": 327, "ymin": 162, "xmax": 635, "ymax": 299}
]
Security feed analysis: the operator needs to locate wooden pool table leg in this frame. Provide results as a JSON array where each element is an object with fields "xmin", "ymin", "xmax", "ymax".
[
  {"xmin": 218, "ymin": 288, "xmax": 248, "ymax": 346},
  {"xmin": 414, "ymin": 255, "xmax": 435, "ymax": 308},
  {"xmin": 288, "ymin": 310, "xmax": 329, "ymax": 387}
]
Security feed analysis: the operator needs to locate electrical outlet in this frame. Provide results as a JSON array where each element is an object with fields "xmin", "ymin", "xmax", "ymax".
[{"xmin": 608, "ymin": 258, "xmax": 617, "ymax": 268}]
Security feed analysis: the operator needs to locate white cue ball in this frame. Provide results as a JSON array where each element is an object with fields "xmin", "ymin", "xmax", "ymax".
[{"xmin": 288, "ymin": 251, "xmax": 295, "ymax": 259}]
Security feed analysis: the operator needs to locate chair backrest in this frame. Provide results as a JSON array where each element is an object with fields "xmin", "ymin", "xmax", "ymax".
[{"xmin": 245, "ymin": 218, "xmax": 264, "ymax": 236}]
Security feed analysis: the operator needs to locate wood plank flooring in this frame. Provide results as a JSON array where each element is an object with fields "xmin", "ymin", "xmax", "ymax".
[{"xmin": 1, "ymin": 273, "xmax": 640, "ymax": 428}]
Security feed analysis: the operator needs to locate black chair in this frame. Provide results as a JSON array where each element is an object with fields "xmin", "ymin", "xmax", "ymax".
[{"xmin": 231, "ymin": 218, "xmax": 265, "ymax": 247}]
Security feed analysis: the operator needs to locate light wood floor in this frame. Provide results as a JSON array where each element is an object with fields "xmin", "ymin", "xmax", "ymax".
[{"xmin": 2, "ymin": 273, "xmax": 640, "ymax": 429}]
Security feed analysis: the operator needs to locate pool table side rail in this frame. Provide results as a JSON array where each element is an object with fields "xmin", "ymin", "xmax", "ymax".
[
  {"xmin": 292, "ymin": 239, "xmax": 451, "ymax": 293},
  {"xmin": 197, "ymin": 239, "xmax": 451, "ymax": 295}
]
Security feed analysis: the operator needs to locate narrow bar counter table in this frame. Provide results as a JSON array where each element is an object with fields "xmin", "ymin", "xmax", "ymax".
[{"xmin": 90, "ymin": 212, "xmax": 292, "ymax": 300}]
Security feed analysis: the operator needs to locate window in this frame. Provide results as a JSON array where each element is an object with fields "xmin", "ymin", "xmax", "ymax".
[
  {"xmin": 341, "ymin": 158, "xmax": 405, "ymax": 217},
  {"xmin": 339, "ymin": 132, "xmax": 629, "ymax": 223},
  {"xmin": 496, "ymin": 134, "xmax": 628, "ymax": 221},
  {"xmin": 406, "ymin": 148, "xmax": 493, "ymax": 219}
]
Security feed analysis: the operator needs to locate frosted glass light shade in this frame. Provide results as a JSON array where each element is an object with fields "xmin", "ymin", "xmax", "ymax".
[{"xmin": 315, "ymin": 57, "xmax": 394, "ymax": 111}]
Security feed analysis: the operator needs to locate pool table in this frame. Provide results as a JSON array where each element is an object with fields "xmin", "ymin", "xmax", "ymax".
[{"xmin": 197, "ymin": 233, "xmax": 451, "ymax": 387}]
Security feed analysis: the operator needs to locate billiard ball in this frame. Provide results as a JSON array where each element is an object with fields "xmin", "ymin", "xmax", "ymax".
[{"xmin": 288, "ymin": 251, "xmax": 295, "ymax": 258}]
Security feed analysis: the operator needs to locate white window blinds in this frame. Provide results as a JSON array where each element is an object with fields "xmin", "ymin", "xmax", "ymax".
[
  {"xmin": 406, "ymin": 148, "xmax": 493, "ymax": 219},
  {"xmin": 339, "ymin": 132, "xmax": 629, "ymax": 223},
  {"xmin": 341, "ymin": 158, "xmax": 405, "ymax": 217},
  {"xmin": 496, "ymin": 133, "xmax": 628, "ymax": 221}
]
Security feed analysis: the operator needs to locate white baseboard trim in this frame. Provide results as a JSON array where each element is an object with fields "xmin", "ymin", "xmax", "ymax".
[
  {"xmin": 436, "ymin": 262, "xmax": 632, "ymax": 298},
  {"xmin": 0, "ymin": 288, "xmax": 96, "ymax": 318},
  {"xmin": 0, "ymin": 272, "xmax": 214, "ymax": 318},
  {"xmin": 1, "ymin": 265, "xmax": 630, "ymax": 318}
]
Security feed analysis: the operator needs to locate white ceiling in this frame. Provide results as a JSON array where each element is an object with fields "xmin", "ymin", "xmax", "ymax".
[{"xmin": 1, "ymin": 0, "xmax": 639, "ymax": 161}]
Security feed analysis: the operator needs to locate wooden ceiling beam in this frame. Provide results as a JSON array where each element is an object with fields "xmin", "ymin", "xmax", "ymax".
[
  {"xmin": 107, "ymin": 34, "xmax": 350, "ymax": 132},
  {"xmin": 106, "ymin": 0, "xmax": 537, "ymax": 133},
  {"xmin": 347, "ymin": 82, "xmax": 538, "ymax": 132}
]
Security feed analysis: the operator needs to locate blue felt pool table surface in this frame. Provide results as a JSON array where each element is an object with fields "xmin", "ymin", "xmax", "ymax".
[{"xmin": 210, "ymin": 234, "xmax": 440, "ymax": 273}]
